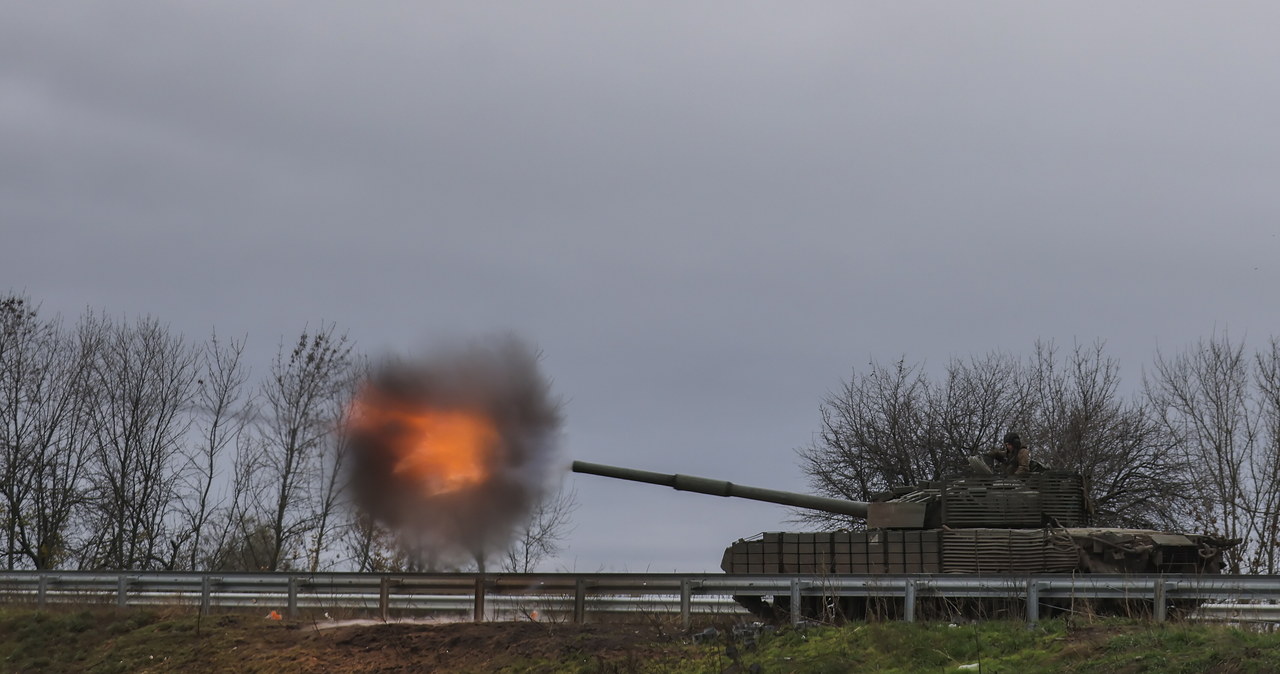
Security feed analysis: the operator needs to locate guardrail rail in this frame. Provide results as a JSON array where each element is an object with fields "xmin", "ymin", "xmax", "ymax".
[{"xmin": 3, "ymin": 571, "xmax": 1279, "ymax": 628}]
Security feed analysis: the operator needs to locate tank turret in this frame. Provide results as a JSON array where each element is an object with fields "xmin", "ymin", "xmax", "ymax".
[{"xmin": 572, "ymin": 460, "xmax": 1093, "ymax": 530}]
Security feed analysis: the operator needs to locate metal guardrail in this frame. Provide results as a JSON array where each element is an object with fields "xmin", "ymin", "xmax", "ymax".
[{"xmin": 2, "ymin": 571, "xmax": 1280, "ymax": 628}]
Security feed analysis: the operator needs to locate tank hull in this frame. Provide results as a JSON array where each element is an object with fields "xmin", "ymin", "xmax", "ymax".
[
  {"xmin": 722, "ymin": 527, "xmax": 1234, "ymax": 620},
  {"xmin": 721, "ymin": 528, "xmax": 1232, "ymax": 576}
]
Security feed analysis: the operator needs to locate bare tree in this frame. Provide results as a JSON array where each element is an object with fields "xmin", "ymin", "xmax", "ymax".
[
  {"xmin": 1030, "ymin": 341, "xmax": 1187, "ymax": 528},
  {"xmin": 1248, "ymin": 337, "xmax": 1280, "ymax": 572},
  {"xmin": 252, "ymin": 324, "xmax": 356, "ymax": 571},
  {"xmin": 1, "ymin": 294, "xmax": 50, "ymax": 569},
  {"xmin": 305, "ymin": 361, "xmax": 364, "ymax": 573},
  {"xmin": 0, "ymin": 296, "xmax": 97, "ymax": 569},
  {"xmin": 1145, "ymin": 332, "xmax": 1258, "ymax": 573},
  {"xmin": 201, "ymin": 437, "xmax": 273, "ymax": 571},
  {"xmin": 502, "ymin": 486, "xmax": 578, "ymax": 573},
  {"xmin": 79, "ymin": 314, "xmax": 198, "ymax": 570},
  {"xmin": 171, "ymin": 333, "xmax": 253, "ymax": 570}
]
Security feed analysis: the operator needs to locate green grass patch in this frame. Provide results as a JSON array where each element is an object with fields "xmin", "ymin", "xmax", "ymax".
[{"xmin": 654, "ymin": 618, "xmax": 1280, "ymax": 674}]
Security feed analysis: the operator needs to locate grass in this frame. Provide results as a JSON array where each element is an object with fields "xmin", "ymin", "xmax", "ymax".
[
  {"xmin": 3, "ymin": 606, "xmax": 1280, "ymax": 673},
  {"xmin": 670, "ymin": 618, "xmax": 1280, "ymax": 673},
  {"xmin": 0, "ymin": 607, "xmax": 317, "ymax": 673}
]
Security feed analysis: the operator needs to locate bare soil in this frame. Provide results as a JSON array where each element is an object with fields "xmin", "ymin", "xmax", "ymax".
[
  {"xmin": 89, "ymin": 614, "xmax": 707, "ymax": 673},
  {"xmin": 299, "ymin": 620, "xmax": 694, "ymax": 672}
]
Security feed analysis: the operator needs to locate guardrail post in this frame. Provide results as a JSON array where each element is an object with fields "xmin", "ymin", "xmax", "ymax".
[
  {"xmin": 200, "ymin": 576, "xmax": 212, "ymax": 616},
  {"xmin": 117, "ymin": 575, "xmax": 129, "ymax": 611},
  {"xmin": 287, "ymin": 576, "xmax": 299, "ymax": 620},
  {"xmin": 904, "ymin": 579, "xmax": 917, "ymax": 623},
  {"xmin": 473, "ymin": 577, "xmax": 486, "ymax": 623},
  {"xmin": 37, "ymin": 574, "xmax": 49, "ymax": 610},
  {"xmin": 573, "ymin": 578, "xmax": 587, "ymax": 624},
  {"xmin": 1026, "ymin": 579, "xmax": 1040, "ymax": 627},
  {"xmin": 680, "ymin": 579, "xmax": 692, "ymax": 631},
  {"xmin": 380, "ymin": 576, "xmax": 391, "ymax": 622},
  {"xmin": 790, "ymin": 578, "xmax": 803, "ymax": 627},
  {"xmin": 1154, "ymin": 580, "xmax": 1168, "ymax": 622}
]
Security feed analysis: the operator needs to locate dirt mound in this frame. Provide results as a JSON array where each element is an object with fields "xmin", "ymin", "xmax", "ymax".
[{"xmin": 318, "ymin": 621, "xmax": 686, "ymax": 672}]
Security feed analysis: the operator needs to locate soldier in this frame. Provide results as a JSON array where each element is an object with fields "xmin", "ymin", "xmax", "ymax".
[{"xmin": 988, "ymin": 432, "xmax": 1031, "ymax": 475}]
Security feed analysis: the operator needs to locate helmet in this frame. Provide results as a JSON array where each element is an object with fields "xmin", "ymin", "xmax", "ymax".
[{"xmin": 1003, "ymin": 432, "xmax": 1022, "ymax": 448}]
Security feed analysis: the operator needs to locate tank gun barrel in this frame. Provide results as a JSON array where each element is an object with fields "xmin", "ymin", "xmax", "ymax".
[{"xmin": 571, "ymin": 460, "xmax": 869, "ymax": 518}]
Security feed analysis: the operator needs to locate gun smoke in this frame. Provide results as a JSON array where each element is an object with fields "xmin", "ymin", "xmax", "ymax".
[{"xmin": 346, "ymin": 337, "xmax": 563, "ymax": 569}]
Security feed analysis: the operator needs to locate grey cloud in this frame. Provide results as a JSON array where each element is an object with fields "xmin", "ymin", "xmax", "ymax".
[{"xmin": 4, "ymin": 2, "xmax": 1280, "ymax": 570}]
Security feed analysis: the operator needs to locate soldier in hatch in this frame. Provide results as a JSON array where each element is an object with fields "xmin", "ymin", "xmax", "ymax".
[{"xmin": 988, "ymin": 432, "xmax": 1031, "ymax": 475}]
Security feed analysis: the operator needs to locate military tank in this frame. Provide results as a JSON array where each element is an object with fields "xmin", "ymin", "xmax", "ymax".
[{"xmin": 572, "ymin": 460, "xmax": 1238, "ymax": 619}]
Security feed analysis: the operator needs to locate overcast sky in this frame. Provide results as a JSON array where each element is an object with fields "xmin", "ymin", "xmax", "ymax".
[{"xmin": 4, "ymin": 3, "xmax": 1279, "ymax": 572}]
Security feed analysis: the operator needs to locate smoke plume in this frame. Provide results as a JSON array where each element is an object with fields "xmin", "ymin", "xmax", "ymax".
[{"xmin": 346, "ymin": 336, "xmax": 562, "ymax": 569}]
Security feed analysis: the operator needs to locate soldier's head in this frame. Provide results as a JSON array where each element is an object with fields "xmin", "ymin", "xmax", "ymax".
[{"xmin": 1003, "ymin": 432, "xmax": 1023, "ymax": 450}]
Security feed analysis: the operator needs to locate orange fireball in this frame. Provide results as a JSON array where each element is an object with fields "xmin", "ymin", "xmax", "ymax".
[{"xmin": 350, "ymin": 388, "xmax": 500, "ymax": 496}]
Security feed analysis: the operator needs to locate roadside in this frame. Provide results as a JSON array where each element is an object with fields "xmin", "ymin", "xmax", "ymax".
[{"xmin": 4, "ymin": 607, "xmax": 1280, "ymax": 673}]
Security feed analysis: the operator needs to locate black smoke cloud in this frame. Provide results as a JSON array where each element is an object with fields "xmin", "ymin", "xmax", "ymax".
[{"xmin": 347, "ymin": 336, "xmax": 562, "ymax": 568}]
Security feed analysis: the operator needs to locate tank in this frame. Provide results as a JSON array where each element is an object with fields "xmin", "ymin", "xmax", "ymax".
[{"xmin": 572, "ymin": 460, "xmax": 1239, "ymax": 619}]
